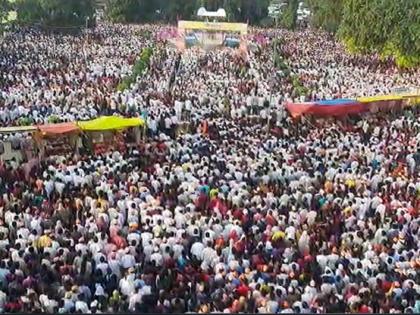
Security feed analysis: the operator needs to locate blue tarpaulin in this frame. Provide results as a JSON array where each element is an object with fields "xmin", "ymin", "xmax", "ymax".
[{"xmin": 315, "ymin": 99, "xmax": 360, "ymax": 106}]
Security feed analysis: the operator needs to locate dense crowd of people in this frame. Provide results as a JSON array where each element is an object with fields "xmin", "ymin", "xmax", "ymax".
[
  {"xmin": 278, "ymin": 30, "xmax": 420, "ymax": 101},
  {"xmin": 0, "ymin": 21, "xmax": 419, "ymax": 313}
]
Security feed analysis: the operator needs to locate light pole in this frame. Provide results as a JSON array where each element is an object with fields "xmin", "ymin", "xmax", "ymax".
[
  {"xmin": 267, "ymin": 78, "xmax": 275, "ymax": 136},
  {"xmin": 84, "ymin": 17, "xmax": 90, "ymax": 64}
]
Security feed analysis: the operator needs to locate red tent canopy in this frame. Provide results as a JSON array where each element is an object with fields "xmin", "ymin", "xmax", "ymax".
[
  {"xmin": 286, "ymin": 99, "xmax": 366, "ymax": 118},
  {"xmin": 37, "ymin": 122, "xmax": 80, "ymax": 136}
]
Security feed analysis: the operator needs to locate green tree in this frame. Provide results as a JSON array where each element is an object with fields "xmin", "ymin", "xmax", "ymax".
[
  {"xmin": 222, "ymin": 0, "xmax": 269, "ymax": 24},
  {"xmin": 106, "ymin": 0, "xmax": 199, "ymax": 23},
  {"xmin": 16, "ymin": 0, "xmax": 44, "ymax": 24},
  {"xmin": 243, "ymin": 0, "xmax": 270, "ymax": 24},
  {"xmin": 39, "ymin": 0, "xmax": 95, "ymax": 27},
  {"xmin": 306, "ymin": 0, "xmax": 343, "ymax": 33},
  {"xmin": 158, "ymin": 0, "xmax": 199, "ymax": 22},
  {"xmin": 1, "ymin": 0, "xmax": 10, "ymax": 23},
  {"xmin": 223, "ymin": 0, "xmax": 242, "ymax": 21},
  {"xmin": 16, "ymin": 0, "xmax": 94, "ymax": 27},
  {"xmin": 202, "ymin": 0, "xmax": 224, "ymax": 11},
  {"xmin": 105, "ymin": 0, "xmax": 143, "ymax": 23},
  {"xmin": 339, "ymin": 0, "xmax": 420, "ymax": 68},
  {"xmin": 280, "ymin": 0, "xmax": 298, "ymax": 30},
  {"xmin": 105, "ymin": 0, "xmax": 269, "ymax": 24}
]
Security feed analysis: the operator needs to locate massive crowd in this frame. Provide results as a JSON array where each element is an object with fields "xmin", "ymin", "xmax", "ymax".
[{"xmin": 0, "ymin": 22, "xmax": 419, "ymax": 313}]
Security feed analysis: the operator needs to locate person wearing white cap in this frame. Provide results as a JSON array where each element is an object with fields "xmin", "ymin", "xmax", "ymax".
[{"xmin": 150, "ymin": 247, "xmax": 163, "ymax": 267}]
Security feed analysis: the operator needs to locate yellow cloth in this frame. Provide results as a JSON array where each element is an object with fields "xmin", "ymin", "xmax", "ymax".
[
  {"xmin": 182, "ymin": 163, "xmax": 191, "ymax": 172},
  {"xmin": 343, "ymin": 206, "xmax": 352, "ymax": 215},
  {"xmin": 78, "ymin": 116, "xmax": 145, "ymax": 131},
  {"xmin": 324, "ymin": 181, "xmax": 333, "ymax": 193},
  {"xmin": 210, "ymin": 188, "xmax": 219, "ymax": 199},
  {"xmin": 357, "ymin": 94, "xmax": 403, "ymax": 103},
  {"xmin": 36, "ymin": 235, "xmax": 52, "ymax": 248},
  {"xmin": 345, "ymin": 178, "xmax": 355, "ymax": 188},
  {"xmin": 272, "ymin": 231, "xmax": 285, "ymax": 241}
]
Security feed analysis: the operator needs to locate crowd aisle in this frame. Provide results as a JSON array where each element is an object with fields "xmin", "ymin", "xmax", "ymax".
[{"xmin": 0, "ymin": 23, "xmax": 419, "ymax": 313}]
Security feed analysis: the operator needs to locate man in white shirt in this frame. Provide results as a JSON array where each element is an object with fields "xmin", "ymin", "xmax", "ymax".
[
  {"xmin": 190, "ymin": 241, "xmax": 204, "ymax": 261},
  {"xmin": 119, "ymin": 273, "xmax": 136, "ymax": 297}
]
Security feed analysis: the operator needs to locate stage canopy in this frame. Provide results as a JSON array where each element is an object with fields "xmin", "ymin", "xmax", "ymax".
[
  {"xmin": 197, "ymin": 7, "xmax": 227, "ymax": 18},
  {"xmin": 77, "ymin": 116, "xmax": 145, "ymax": 132}
]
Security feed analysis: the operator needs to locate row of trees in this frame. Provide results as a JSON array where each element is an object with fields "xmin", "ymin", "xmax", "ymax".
[
  {"xmin": 307, "ymin": 0, "xmax": 420, "ymax": 67},
  {"xmin": 105, "ymin": 0, "xmax": 270, "ymax": 24},
  {"xmin": 5, "ymin": 0, "xmax": 271, "ymax": 27},
  {"xmin": 12, "ymin": 0, "xmax": 95, "ymax": 28},
  {"xmin": 339, "ymin": 0, "xmax": 420, "ymax": 68},
  {"xmin": 0, "ymin": 0, "xmax": 11, "ymax": 25},
  {"xmin": 3, "ymin": 0, "xmax": 419, "ymax": 67},
  {"xmin": 306, "ymin": 0, "xmax": 342, "ymax": 33},
  {"xmin": 278, "ymin": 0, "xmax": 299, "ymax": 30}
]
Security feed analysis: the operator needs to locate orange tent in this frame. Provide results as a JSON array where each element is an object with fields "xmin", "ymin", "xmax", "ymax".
[{"xmin": 37, "ymin": 122, "xmax": 80, "ymax": 136}]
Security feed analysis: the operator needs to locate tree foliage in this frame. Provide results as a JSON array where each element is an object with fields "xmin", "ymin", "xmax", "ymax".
[
  {"xmin": 158, "ymin": 0, "xmax": 199, "ymax": 22},
  {"xmin": 16, "ymin": 0, "xmax": 95, "ymax": 27},
  {"xmin": 106, "ymin": 0, "xmax": 198, "ymax": 23},
  {"xmin": 118, "ymin": 46, "xmax": 153, "ymax": 91},
  {"xmin": 105, "ymin": 0, "xmax": 269, "ymax": 24},
  {"xmin": 279, "ymin": 0, "xmax": 298, "ymax": 30},
  {"xmin": 105, "ymin": 0, "xmax": 142, "ymax": 23},
  {"xmin": 306, "ymin": 0, "xmax": 343, "ymax": 33},
  {"xmin": 0, "ymin": 0, "xmax": 10, "ymax": 24},
  {"xmin": 305, "ymin": 0, "xmax": 419, "ymax": 68},
  {"xmin": 15, "ymin": 0, "xmax": 43, "ymax": 24},
  {"xmin": 338, "ymin": 0, "xmax": 420, "ymax": 68},
  {"xmin": 224, "ymin": 0, "xmax": 270, "ymax": 24}
]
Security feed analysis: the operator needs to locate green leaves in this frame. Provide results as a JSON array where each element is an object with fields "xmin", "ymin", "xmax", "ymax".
[
  {"xmin": 106, "ymin": 0, "xmax": 199, "ymax": 23},
  {"xmin": 47, "ymin": 115, "xmax": 60, "ymax": 124},
  {"xmin": 15, "ymin": 0, "xmax": 43, "ymax": 24},
  {"xmin": 118, "ymin": 47, "xmax": 153, "ymax": 92},
  {"xmin": 161, "ymin": 0, "xmax": 199, "ymax": 21},
  {"xmin": 338, "ymin": 0, "xmax": 420, "ymax": 68},
  {"xmin": 18, "ymin": 116, "xmax": 34, "ymax": 126},
  {"xmin": 105, "ymin": 0, "xmax": 270, "ymax": 24},
  {"xmin": 279, "ymin": 0, "xmax": 298, "ymax": 30},
  {"xmin": 105, "ymin": 0, "xmax": 142, "ymax": 23},
  {"xmin": 16, "ymin": 0, "xmax": 94, "ymax": 28},
  {"xmin": 307, "ymin": 0, "xmax": 343, "ymax": 33},
  {"xmin": 307, "ymin": 0, "xmax": 419, "ymax": 67},
  {"xmin": 0, "ymin": 0, "xmax": 10, "ymax": 23}
]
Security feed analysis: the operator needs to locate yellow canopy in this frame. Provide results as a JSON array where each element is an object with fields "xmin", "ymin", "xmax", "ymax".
[
  {"xmin": 357, "ymin": 94, "xmax": 404, "ymax": 103},
  {"xmin": 0, "ymin": 126, "xmax": 37, "ymax": 133},
  {"xmin": 398, "ymin": 92, "xmax": 420, "ymax": 105},
  {"xmin": 401, "ymin": 93, "xmax": 420, "ymax": 98},
  {"xmin": 77, "ymin": 116, "xmax": 145, "ymax": 131}
]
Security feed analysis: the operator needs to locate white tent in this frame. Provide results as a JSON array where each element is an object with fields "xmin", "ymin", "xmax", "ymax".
[{"xmin": 197, "ymin": 7, "xmax": 227, "ymax": 19}]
